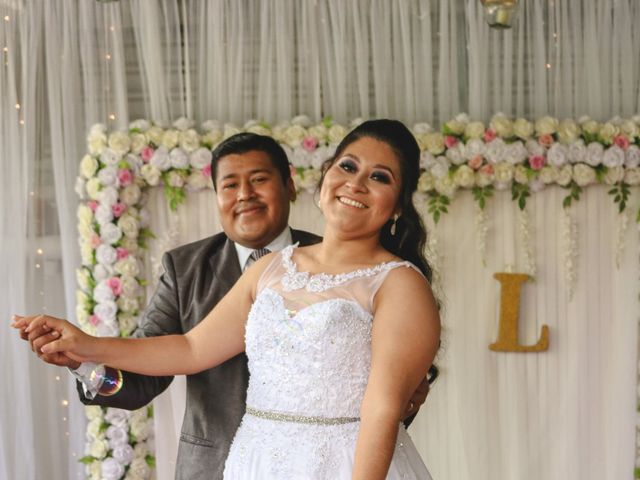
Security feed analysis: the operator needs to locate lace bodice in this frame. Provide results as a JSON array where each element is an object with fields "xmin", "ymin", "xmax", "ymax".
[{"xmin": 245, "ymin": 244, "xmax": 418, "ymax": 418}]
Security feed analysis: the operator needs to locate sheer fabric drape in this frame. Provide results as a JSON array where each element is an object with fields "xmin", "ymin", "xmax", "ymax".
[{"xmin": 2, "ymin": 1, "xmax": 639, "ymax": 479}]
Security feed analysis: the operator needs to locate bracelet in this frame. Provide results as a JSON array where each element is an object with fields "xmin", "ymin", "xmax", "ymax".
[{"xmin": 91, "ymin": 366, "xmax": 124, "ymax": 396}]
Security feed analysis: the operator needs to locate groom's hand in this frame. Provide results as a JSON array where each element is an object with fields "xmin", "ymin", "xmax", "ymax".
[{"xmin": 14, "ymin": 315, "xmax": 81, "ymax": 369}]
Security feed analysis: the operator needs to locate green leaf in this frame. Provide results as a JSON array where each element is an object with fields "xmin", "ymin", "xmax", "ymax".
[
  {"xmin": 78, "ymin": 456, "xmax": 97, "ymax": 465},
  {"xmin": 129, "ymin": 128, "xmax": 142, "ymax": 134},
  {"xmin": 518, "ymin": 196, "xmax": 526, "ymax": 210},
  {"xmin": 636, "ymin": 207, "xmax": 640, "ymax": 223},
  {"xmin": 99, "ymin": 421, "xmax": 109, "ymax": 433},
  {"xmin": 146, "ymin": 455, "xmax": 156, "ymax": 467},
  {"xmin": 433, "ymin": 210, "xmax": 440, "ymax": 224},
  {"xmin": 322, "ymin": 116, "xmax": 333, "ymax": 128},
  {"xmin": 562, "ymin": 196, "xmax": 571, "ymax": 209}
]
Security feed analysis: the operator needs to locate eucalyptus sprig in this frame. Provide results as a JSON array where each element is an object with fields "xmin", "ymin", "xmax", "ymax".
[
  {"xmin": 511, "ymin": 182, "xmax": 530, "ymax": 210},
  {"xmin": 608, "ymin": 182, "xmax": 630, "ymax": 213},
  {"xmin": 562, "ymin": 181, "xmax": 582, "ymax": 209},
  {"xmin": 426, "ymin": 191, "xmax": 450, "ymax": 224},
  {"xmin": 472, "ymin": 185, "xmax": 494, "ymax": 210}
]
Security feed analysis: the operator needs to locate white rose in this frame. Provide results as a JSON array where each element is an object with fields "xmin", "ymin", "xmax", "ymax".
[
  {"xmin": 87, "ymin": 417, "xmax": 103, "ymax": 439},
  {"xmin": 423, "ymin": 132, "xmax": 445, "ymax": 155},
  {"xmin": 94, "ymin": 204, "xmax": 114, "ymax": 226},
  {"xmin": 282, "ymin": 125, "xmax": 307, "ymax": 148},
  {"xmin": 119, "ymin": 314, "xmax": 138, "ymax": 336},
  {"xmin": 620, "ymin": 120, "xmax": 638, "ymax": 140},
  {"xmin": 130, "ymin": 417, "xmax": 151, "ymax": 441},
  {"xmin": 485, "ymin": 138, "xmax": 506, "ymax": 164},
  {"xmin": 121, "ymin": 184, "xmax": 141, "ymax": 206},
  {"xmin": 112, "ymin": 444, "xmax": 135, "ymax": 466},
  {"xmin": 504, "ymin": 141, "xmax": 528, "ymax": 165},
  {"xmin": 434, "ymin": 175, "xmax": 457, "ymax": 197},
  {"xmin": 489, "ymin": 114, "xmax": 513, "ymax": 138},
  {"xmin": 95, "ymin": 300, "xmax": 118, "ymax": 323},
  {"xmin": 417, "ymin": 171, "xmax": 435, "ymax": 192},
  {"xmin": 161, "ymin": 129, "xmax": 180, "ymax": 150},
  {"xmin": 98, "ymin": 186, "xmax": 119, "ymax": 207},
  {"xmin": 289, "ymin": 146, "xmax": 311, "ymax": 169},
  {"xmin": 557, "ymin": 165, "xmax": 572, "ymax": 186},
  {"xmin": 88, "ymin": 132, "xmax": 107, "ymax": 156},
  {"xmin": 444, "ymin": 119, "xmax": 465, "ymax": 135},
  {"xmin": 463, "ymin": 138, "xmax": 485, "ymax": 160},
  {"xmin": 107, "ymin": 425, "xmax": 129, "ymax": 445},
  {"xmin": 108, "ymin": 131, "xmax": 131, "ymax": 156},
  {"xmin": 428, "ymin": 156, "xmax": 451, "ymax": 178},
  {"xmin": 604, "ymin": 166, "xmax": 625, "ymax": 185},
  {"xmin": 464, "ymin": 121, "xmax": 485, "ymax": 140},
  {"xmin": 140, "ymin": 164, "xmax": 161, "ymax": 186},
  {"xmin": 117, "ymin": 214, "xmax": 138, "ymax": 239},
  {"xmin": 86, "ymin": 178, "xmax": 102, "ymax": 200},
  {"xmin": 105, "ymin": 408, "xmax": 130, "ymax": 427},
  {"xmin": 525, "ymin": 138, "xmax": 545, "ymax": 157},
  {"xmin": 187, "ymin": 170, "xmax": 211, "ymax": 190},
  {"xmin": 129, "ymin": 119, "xmax": 150, "ymax": 132},
  {"xmin": 132, "ymin": 443, "xmax": 148, "ymax": 459},
  {"xmin": 328, "ymin": 125, "xmax": 348, "ymax": 144},
  {"xmin": 494, "ymin": 162, "xmax": 514, "ymax": 188},
  {"xmin": 169, "ymin": 148, "xmax": 190, "ymax": 169},
  {"xmin": 129, "ymin": 133, "xmax": 147, "ymax": 155},
  {"xmin": 89, "ymin": 439, "xmax": 109, "ymax": 459},
  {"xmin": 311, "ymin": 145, "xmax": 333, "ymax": 170},
  {"xmin": 150, "ymin": 146, "xmax": 171, "ymax": 171},
  {"xmin": 172, "ymin": 117, "xmax": 194, "ymax": 131},
  {"xmin": 93, "ymin": 264, "xmax": 115, "ymax": 283},
  {"xmin": 412, "ymin": 122, "xmax": 432, "ymax": 135},
  {"xmin": 167, "ymin": 170, "xmax": 186, "ymax": 188},
  {"xmin": 202, "ymin": 129, "xmax": 223, "ymax": 147},
  {"xmin": 128, "ymin": 457, "xmax": 151, "ymax": 479},
  {"xmin": 120, "ymin": 275, "xmax": 140, "ymax": 297},
  {"xmin": 625, "ymin": 145, "xmax": 640, "ymax": 167},
  {"xmin": 599, "ymin": 122, "xmax": 619, "ymax": 144},
  {"xmin": 557, "ymin": 120, "xmax": 580, "ymax": 144},
  {"xmin": 445, "ymin": 143, "xmax": 466, "ymax": 165},
  {"xmin": 535, "ymin": 116, "xmax": 559, "ymax": 135},
  {"xmin": 85, "ymin": 405, "xmax": 103, "ymax": 421},
  {"xmin": 115, "ymin": 257, "xmax": 140, "ymax": 277},
  {"xmin": 476, "ymin": 169, "xmax": 494, "ymax": 187},
  {"xmin": 539, "ymin": 165, "xmax": 559, "ymax": 184},
  {"xmin": 513, "ymin": 118, "xmax": 534, "ymax": 139},
  {"xmin": 453, "ymin": 165, "xmax": 475, "ymax": 188},
  {"xmin": 602, "ymin": 145, "xmax": 625, "ymax": 168},
  {"xmin": 100, "ymin": 223, "xmax": 123, "ymax": 245},
  {"xmin": 120, "ymin": 237, "xmax": 139, "ymax": 254},
  {"xmin": 190, "ymin": 148, "xmax": 212, "ymax": 169},
  {"xmin": 573, "ymin": 163, "xmax": 597, "ymax": 186},
  {"xmin": 419, "ymin": 150, "xmax": 435, "ymax": 169},
  {"xmin": 80, "ymin": 155, "xmax": 99, "ymax": 179},
  {"xmin": 80, "ymin": 243, "xmax": 95, "ymax": 266},
  {"xmin": 94, "ymin": 281, "xmax": 115, "ymax": 303},
  {"xmin": 97, "ymin": 319, "xmax": 120, "ymax": 337},
  {"xmin": 101, "ymin": 457, "xmax": 125, "ymax": 480},
  {"xmin": 514, "ymin": 165, "xmax": 528, "ymax": 184},
  {"xmin": 308, "ymin": 124, "xmax": 328, "ymax": 141},
  {"xmin": 100, "ymin": 148, "xmax": 121, "ymax": 167},
  {"xmin": 585, "ymin": 142, "xmax": 604, "ymax": 167},
  {"xmin": 146, "ymin": 126, "xmax": 164, "ymax": 146},
  {"xmin": 97, "ymin": 166, "xmax": 119, "ymax": 188},
  {"xmin": 568, "ymin": 139, "xmax": 587, "ymax": 164},
  {"xmin": 624, "ymin": 167, "xmax": 640, "ymax": 185},
  {"xmin": 547, "ymin": 143, "xmax": 569, "ymax": 167},
  {"xmin": 130, "ymin": 408, "xmax": 148, "ymax": 424},
  {"xmin": 296, "ymin": 169, "xmax": 322, "ymax": 194},
  {"xmin": 117, "ymin": 297, "xmax": 139, "ymax": 313},
  {"xmin": 581, "ymin": 119, "xmax": 600, "ymax": 135}
]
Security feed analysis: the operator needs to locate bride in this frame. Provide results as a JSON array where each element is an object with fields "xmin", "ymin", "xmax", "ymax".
[{"xmin": 14, "ymin": 119, "xmax": 441, "ymax": 479}]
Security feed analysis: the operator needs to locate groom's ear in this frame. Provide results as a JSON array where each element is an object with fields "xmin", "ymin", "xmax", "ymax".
[{"xmin": 286, "ymin": 177, "xmax": 297, "ymax": 203}]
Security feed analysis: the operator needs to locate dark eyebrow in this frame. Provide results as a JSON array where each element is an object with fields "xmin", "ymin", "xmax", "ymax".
[
  {"xmin": 219, "ymin": 168, "xmax": 273, "ymax": 182},
  {"xmin": 338, "ymin": 153, "xmax": 397, "ymax": 179}
]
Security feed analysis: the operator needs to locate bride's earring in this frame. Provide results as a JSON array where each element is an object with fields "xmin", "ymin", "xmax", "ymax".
[{"xmin": 390, "ymin": 214, "xmax": 399, "ymax": 236}]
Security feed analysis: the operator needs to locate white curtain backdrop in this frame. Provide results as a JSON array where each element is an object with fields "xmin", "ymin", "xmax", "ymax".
[{"xmin": 1, "ymin": 1, "xmax": 639, "ymax": 479}]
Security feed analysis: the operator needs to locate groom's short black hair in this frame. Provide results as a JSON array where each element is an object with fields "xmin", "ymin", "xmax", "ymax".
[{"xmin": 211, "ymin": 132, "xmax": 291, "ymax": 190}]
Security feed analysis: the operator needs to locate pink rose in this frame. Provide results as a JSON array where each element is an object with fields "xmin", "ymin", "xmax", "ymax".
[
  {"xmin": 201, "ymin": 164, "xmax": 212, "ymax": 178},
  {"xmin": 529, "ymin": 155, "xmax": 546, "ymax": 170},
  {"xmin": 89, "ymin": 314, "xmax": 100, "ymax": 326},
  {"xmin": 301, "ymin": 136, "xmax": 319, "ymax": 152},
  {"xmin": 117, "ymin": 169, "xmax": 133, "ymax": 187},
  {"xmin": 538, "ymin": 134, "xmax": 554, "ymax": 148},
  {"xmin": 107, "ymin": 277, "xmax": 122, "ymax": 296},
  {"xmin": 89, "ymin": 234, "xmax": 101, "ymax": 249},
  {"xmin": 483, "ymin": 129, "xmax": 497, "ymax": 143},
  {"xmin": 468, "ymin": 155, "xmax": 483, "ymax": 170},
  {"xmin": 614, "ymin": 134, "xmax": 630, "ymax": 150},
  {"xmin": 112, "ymin": 202, "xmax": 127, "ymax": 218},
  {"xmin": 87, "ymin": 200, "xmax": 99, "ymax": 212},
  {"xmin": 141, "ymin": 146, "xmax": 155, "ymax": 163},
  {"xmin": 116, "ymin": 247, "xmax": 129, "ymax": 260},
  {"xmin": 444, "ymin": 135, "xmax": 458, "ymax": 149},
  {"xmin": 480, "ymin": 164, "xmax": 494, "ymax": 175}
]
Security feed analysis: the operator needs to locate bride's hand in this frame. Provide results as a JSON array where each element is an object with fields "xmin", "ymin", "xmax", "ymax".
[{"xmin": 12, "ymin": 314, "xmax": 99, "ymax": 363}]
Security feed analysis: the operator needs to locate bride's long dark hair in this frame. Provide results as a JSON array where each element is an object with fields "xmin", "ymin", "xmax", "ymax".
[{"xmin": 319, "ymin": 119, "xmax": 432, "ymax": 283}]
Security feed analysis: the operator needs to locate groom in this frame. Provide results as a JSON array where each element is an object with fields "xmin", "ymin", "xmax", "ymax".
[{"xmin": 23, "ymin": 132, "xmax": 430, "ymax": 480}]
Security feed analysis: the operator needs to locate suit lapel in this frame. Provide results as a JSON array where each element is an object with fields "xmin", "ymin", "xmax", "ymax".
[{"xmin": 209, "ymin": 237, "xmax": 243, "ymax": 295}]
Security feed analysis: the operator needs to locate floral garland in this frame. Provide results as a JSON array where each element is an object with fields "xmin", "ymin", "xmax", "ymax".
[{"xmin": 75, "ymin": 114, "xmax": 640, "ymax": 479}]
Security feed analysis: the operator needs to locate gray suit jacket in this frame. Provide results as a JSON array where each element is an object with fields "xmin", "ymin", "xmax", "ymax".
[{"xmin": 77, "ymin": 228, "xmax": 321, "ymax": 480}]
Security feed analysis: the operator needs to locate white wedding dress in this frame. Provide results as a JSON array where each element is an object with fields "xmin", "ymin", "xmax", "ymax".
[{"xmin": 223, "ymin": 244, "xmax": 432, "ymax": 479}]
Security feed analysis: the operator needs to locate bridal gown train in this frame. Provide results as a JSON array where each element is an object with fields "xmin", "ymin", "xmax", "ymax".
[{"xmin": 223, "ymin": 244, "xmax": 432, "ymax": 479}]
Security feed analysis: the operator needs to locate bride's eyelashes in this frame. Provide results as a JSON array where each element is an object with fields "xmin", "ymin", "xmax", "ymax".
[{"xmin": 336, "ymin": 158, "xmax": 392, "ymax": 184}]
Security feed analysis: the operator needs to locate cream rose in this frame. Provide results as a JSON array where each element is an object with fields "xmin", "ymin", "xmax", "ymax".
[
  {"xmin": 535, "ymin": 116, "xmax": 559, "ymax": 135},
  {"xmin": 179, "ymin": 129, "xmax": 201, "ymax": 153},
  {"xmin": 89, "ymin": 439, "xmax": 109, "ymax": 459},
  {"xmin": 453, "ymin": 165, "xmax": 475, "ymax": 188},
  {"xmin": 108, "ymin": 131, "xmax": 131, "ymax": 155},
  {"xmin": 223, "ymin": 124, "xmax": 242, "ymax": 140},
  {"xmin": 118, "ymin": 214, "xmax": 139, "ymax": 239},
  {"xmin": 444, "ymin": 119, "xmax": 466, "ymax": 135},
  {"xmin": 88, "ymin": 133, "xmax": 107, "ymax": 156},
  {"xmin": 604, "ymin": 166, "xmax": 624, "ymax": 185},
  {"xmin": 513, "ymin": 118, "xmax": 534, "ymax": 140},
  {"xmin": 308, "ymin": 124, "xmax": 328, "ymax": 141},
  {"xmin": 80, "ymin": 155, "xmax": 99, "ymax": 179},
  {"xmin": 86, "ymin": 178, "xmax": 102, "ymax": 200},
  {"xmin": 117, "ymin": 297, "xmax": 139, "ymax": 314},
  {"xmin": 620, "ymin": 120, "xmax": 638, "ymax": 140},
  {"xmin": 598, "ymin": 122, "xmax": 619, "ymax": 144},
  {"xmin": 115, "ymin": 257, "xmax": 140, "ymax": 277},
  {"xmin": 119, "ymin": 314, "xmax": 137, "ymax": 336},
  {"xmin": 581, "ymin": 120, "xmax": 600, "ymax": 136},
  {"xmin": 129, "ymin": 133, "xmax": 147, "ymax": 154},
  {"xmin": 514, "ymin": 165, "xmax": 529, "ymax": 184},
  {"xmin": 145, "ymin": 126, "xmax": 163, "ymax": 146},
  {"xmin": 490, "ymin": 114, "xmax": 514, "ymax": 138},
  {"xmin": 121, "ymin": 184, "xmax": 141, "ymax": 206},
  {"xmin": 141, "ymin": 164, "xmax": 161, "ymax": 186},
  {"xmin": 187, "ymin": 170, "xmax": 211, "ymax": 190},
  {"xmin": 557, "ymin": 119, "xmax": 580, "ymax": 144},
  {"xmin": 247, "ymin": 124, "xmax": 272, "ymax": 136},
  {"xmin": 417, "ymin": 171, "xmax": 435, "ymax": 192},
  {"xmin": 547, "ymin": 143, "xmax": 569, "ymax": 167},
  {"xmin": 624, "ymin": 167, "xmax": 640, "ymax": 185},
  {"xmin": 80, "ymin": 243, "xmax": 95, "ymax": 266},
  {"xmin": 423, "ymin": 132, "xmax": 445, "ymax": 155},
  {"xmin": 557, "ymin": 165, "xmax": 572, "ymax": 186},
  {"xmin": 434, "ymin": 174, "xmax": 457, "ymax": 197},
  {"xmin": 464, "ymin": 121, "xmax": 485, "ymax": 140},
  {"xmin": 328, "ymin": 125, "xmax": 348, "ymax": 144},
  {"xmin": 539, "ymin": 165, "xmax": 559, "ymax": 184},
  {"xmin": 173, "ymin": 117, "xmax": 194, "ymax": 131},
  {"xmin": 160, "ymin": 129, "xmax": 180, "ymax": 150},
  {"xmin": 85, "ymin": 405, "xmax": 103, "ymax": 421},
  {"xmin": 283, "ymin": 125, "xmax": 307, "ymax": 148},
  {"xmin": 202, "ymin": 129, "xmax": 223, "ymax": 147},
  {"xmin": 494, "ymin": 162, "xmax": 514, "ymax": 188},
  {"xmin": 572, "ymin": 163, "xmax": 596, "ymax": 186}
]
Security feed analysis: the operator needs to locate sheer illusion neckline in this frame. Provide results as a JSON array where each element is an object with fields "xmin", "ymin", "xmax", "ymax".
[{"xmin": 280, "ymin": 243, "xmax": 410, "ymax": 293}]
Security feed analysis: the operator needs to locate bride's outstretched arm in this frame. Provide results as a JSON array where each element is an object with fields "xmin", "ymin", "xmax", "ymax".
[
  {"xmin": 12, "ymin": 257, "xmax": 269, "ymax": 377},
  {"xmin": 352, "ymin": 267, "xmax": 440, "ymax": 480}
]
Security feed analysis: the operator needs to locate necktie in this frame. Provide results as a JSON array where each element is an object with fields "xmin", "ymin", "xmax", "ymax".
[{"xmin": 246, "ymin": 248, "xmax": 271, "ymax": 269}]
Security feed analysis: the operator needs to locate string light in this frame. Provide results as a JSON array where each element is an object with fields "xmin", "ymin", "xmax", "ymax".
[
  {"xmin": 35, "ymin": 263, "xmax": 41, "ymax": 269},
  {"xmin": 105, "ymin": 53, "xmax": 111, "ymax": 60},
  {"xmin": 3, "ymin": 16, "xmax": 9, "ymax": 22},
  {"xmin": 109, "ymin": 113, "xmax": 116, "ymax": 120},
  {"xmin": 2, "ymin": 47, "xmax": 7, "ymax": 52},
  {"xmin": 61, "ymin": 399, "xmax": 69, "ymax": 406},
  {"xmin": 109, "ymin": 25, "xmax": 115, "ymax": 32},
  {"xmin": 545, "ymin": 63, "xmax": 552, "ymax": 69},
  {"xmin": 15, "ymin": 103, "xmax": 20, "ymax": 110},
  {"xmin": 37, "ymin": 248, "xmax": 43, "ymax": 255},
  {"xmin": 19, "ymin": 119, "xmax": 24, "ymax": 125},
  {"xmin": 55, "ymin": 375, "xmax": 61, "ymax": 381}
]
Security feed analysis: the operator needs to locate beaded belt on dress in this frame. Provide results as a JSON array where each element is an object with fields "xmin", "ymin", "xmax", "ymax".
[{"xmin": 246, "ymin": 406, "xmax": 359, "ymax": 425}]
